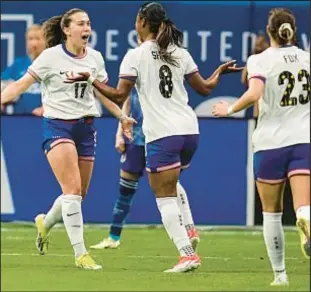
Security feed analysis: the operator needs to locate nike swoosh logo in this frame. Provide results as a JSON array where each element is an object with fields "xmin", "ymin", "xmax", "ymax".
[{"xmin": 66, "ymin": 212, "xmax": 80, "ymax": 217}]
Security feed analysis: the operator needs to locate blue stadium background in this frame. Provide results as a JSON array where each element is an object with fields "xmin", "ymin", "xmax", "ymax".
[{"xmin": 1, "ymin": 1, "xmax": 310, "ymax": 225}]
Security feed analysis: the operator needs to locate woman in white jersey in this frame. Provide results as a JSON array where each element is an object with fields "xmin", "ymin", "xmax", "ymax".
[
  {"xmin": 213, "ymin": 8, "xmax": 310, "ymax": 286},
  {"xmin": 1, "ymin": 8, "xmax": 135, "ymax": 270},
  {"xmin": 65, "ymin": 2, "xmax": 242, "ymax": 272}
]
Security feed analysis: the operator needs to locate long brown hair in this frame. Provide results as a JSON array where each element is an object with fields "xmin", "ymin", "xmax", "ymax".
[
  {"xmin": 267, "ymin": 8, "xmax": 297, "ymax": 46},
  {"xmin": 138, "ymin": 2, "xmax": 184, "ymax": 67},
  {"xmin": 43, "ymin": 8, "xmax": 86, "ymax": 48}
]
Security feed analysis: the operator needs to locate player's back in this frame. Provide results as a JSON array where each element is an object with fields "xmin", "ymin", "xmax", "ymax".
[
  {"xmin": 123, "ymin": 40, "xmax": 199, "ymax": 143},
  {"xmin": 249, "ymin": 46, "xmax": 310, "ymax": 152}
]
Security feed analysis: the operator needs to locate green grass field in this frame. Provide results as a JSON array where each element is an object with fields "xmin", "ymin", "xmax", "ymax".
[{"xmin": 1, "ymin": 223, "xmax": 310, "ymax": 291}]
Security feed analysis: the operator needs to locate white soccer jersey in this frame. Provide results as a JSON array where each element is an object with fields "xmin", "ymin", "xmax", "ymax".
[
  {"xmin": 247, "ymin": 46, "xmax": 310, "ymax": 152},
  {"xmin": 119, "ymin": 40, "xmax": 199, "ymax": 143},
  {"xmin": 28, "ymin": 44, "xmax": 108, "ymax": 119}
]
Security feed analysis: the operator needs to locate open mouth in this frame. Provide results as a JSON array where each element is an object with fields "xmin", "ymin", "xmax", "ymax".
[{"xmin": 82, "ymin": 35, "xmax": 89, "ymax": 41}]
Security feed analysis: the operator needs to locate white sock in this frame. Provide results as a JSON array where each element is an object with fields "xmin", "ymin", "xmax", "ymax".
[
  {"xmin": 156, "ymin": 197, "xmax": 195, "ymax": 257},
  {"xmin": 44, "ymin": 194, "xmax": 63, "ymax": 230},
  {"xmin": 61, "ymin": 194, "xmax": 87, "ymax": 258},
  {"xmin": 176, "ymin": 181, "xmax": 195, "ymax": 232},
  {"xmin": 296, "ymin": 205, "xmax": 310, "ymax": 221},
  {"xmin": 263, "ymin": 212, "xmax": 286, "ymax": 276}
]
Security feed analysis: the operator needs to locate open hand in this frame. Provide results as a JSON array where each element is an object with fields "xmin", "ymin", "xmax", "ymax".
[
  {"xmin": 212, "ymin": 100, "xmax": 230, "ymax": 117},
  {"xmin": 64, "ymin": 72, "xmax": 90, "ymax": 83},
  {"xmin": 120, "ymin": 116, "xmax": 137, "ymax": 141},
  {"xmin": 217, "ymin": 60, "xmax": 244, "ymax": 75}
]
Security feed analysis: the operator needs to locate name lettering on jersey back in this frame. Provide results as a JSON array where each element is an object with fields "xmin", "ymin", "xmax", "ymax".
[
  {"xmin": 283, "ymin": 54, "xmax": 299, "ymax": 63},
  {"xmin": 152, "ymin": 51, "xmax": 159, "ymax": 60}
]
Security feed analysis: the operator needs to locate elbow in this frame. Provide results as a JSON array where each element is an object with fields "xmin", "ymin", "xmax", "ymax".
[
  {"xmin": 248, "ymin": 90, "xmax": 261, "ymax": 103},
  {"xmin": 115, "ymin": 93, "xmax": 128, "ymax": 105},
  {"xmin": 197, "ymin": 86, "xmax": 212, "ymax": 97}
]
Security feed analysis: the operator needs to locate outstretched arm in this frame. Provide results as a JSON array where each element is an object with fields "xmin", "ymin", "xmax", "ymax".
[
  {"xmin": 187, "ymin": 60, "xmax": 244, "ymax": 96},
  {"xmin": 65, "ymin": 73, "xmax": 134, "ymax": 105},
  {"xmin": 212, "ymin": 78, "xmax": 264, "ymax": 117},
  {"xmin": 1, "ymin": 73, "xmax": 36, "ymax": 105}
]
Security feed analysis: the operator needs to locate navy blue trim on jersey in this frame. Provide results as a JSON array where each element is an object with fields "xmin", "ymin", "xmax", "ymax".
[
  {"xmin": 280, "ymin": 44, "xmax": 295, "ymax": 48},
  {"xmin": 249, "ymin": 76, "xmax": 266, "ymax": 84},
  {"xmin": 119, "ymin": 76, "xmax": 137, "ymax": 82},
  {"xmin": 61, "ymin": 43, "xmax": 87, "ymax": 59}
]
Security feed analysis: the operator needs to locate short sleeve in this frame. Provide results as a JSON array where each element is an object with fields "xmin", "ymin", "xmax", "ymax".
[
  {"xmin": 96, "ymin": 52, "xmax": 109, "ymax": 83},
  {"xmin": 184, "ymin": 50, "xmax": 199, "ymax": 79},
  {"xmin": 27, "ymin": 49, "xmax": 51, "ymax": 82},
  {"xmin": 119, "ymin": 49, "xmax": 138, "ymax": 82},
  {"xmin": 247, "ymin": 55, "xmax": 267, "ymax": 83}
]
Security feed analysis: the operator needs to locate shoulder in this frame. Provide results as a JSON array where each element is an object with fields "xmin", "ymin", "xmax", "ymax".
[
  {"xmin": 38, "ymin": 46, "xmax": 61, "ymax": 59},
  {"xmin": 247, "ymin": 48, "xmax": 273, "ymax": 69},
  {"xmin": 297, "ymin": 47, "xmax": 310, "ymax": 60},
  {"xmin": 126, "ymin": 47, "xmax": 141, "ymax": 57},
  {"xmin": 122, "ymin": 47, "xmax": 141, "ymax": 64},
  {"xmin": 87, "ymin": 47, "xmax": 102, "ymax": 57},
  {"xmin": 179, "ymin": 47, "xmax": 191, "ymax": 58}
]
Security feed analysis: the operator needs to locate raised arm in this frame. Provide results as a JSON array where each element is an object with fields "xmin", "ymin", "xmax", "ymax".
[
  {"xmin": 187, "ymin": 60, "xmax": 244, "ymax": 97},
  {"xmin": 1, "ymin": 73, "xmax": 36, "ymax": 105}
]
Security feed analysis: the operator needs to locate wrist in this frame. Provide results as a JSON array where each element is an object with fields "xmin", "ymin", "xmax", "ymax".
[
  {"xmin": 118, "ymin": 113, "xmax": 127, "ymax": 123},
  {"xmin": 87, "ymin": 75, "xmax": 95, "ymax": 85},
  {"xmin": 227, "ymin": 105, "xmax": 234, "ymax": 116}
]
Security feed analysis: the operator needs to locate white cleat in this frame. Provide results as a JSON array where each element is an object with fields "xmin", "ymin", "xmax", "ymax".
[
  {"xmin": 270, "ymin": 273, "xmax": 289, "ymax": 286},
  {"xmin": 90, "ymin": 237, "xmax": 120, "ymax": 250},
  {"xmin": 164, "ymin": 254, "xmax": 201, "ymax": 273}
]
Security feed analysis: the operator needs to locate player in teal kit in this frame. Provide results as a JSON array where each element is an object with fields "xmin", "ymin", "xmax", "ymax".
[{"xmin": 90, "ymin": 89, "xmax": 200, "ymax": 250}]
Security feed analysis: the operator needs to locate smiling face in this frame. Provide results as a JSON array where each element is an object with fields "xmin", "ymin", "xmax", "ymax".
[{"xmin": 62, "ymin": 12, "xmax": 91, "ymax": 50}]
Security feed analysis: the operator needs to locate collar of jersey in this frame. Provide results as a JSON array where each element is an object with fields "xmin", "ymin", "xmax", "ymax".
[
  {"xmin": 280, "ymin": 44, "xmax": 295, "ymax": 48},
  {"xmin": 62, "ymin": 43, "xmax": 87, "ymax": 59}
]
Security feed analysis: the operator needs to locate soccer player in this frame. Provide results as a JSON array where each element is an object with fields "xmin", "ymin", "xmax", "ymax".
[
  {"xmin": 65, "ymin": 2, "xmax": 242, "ymax": 272},
  {"xmin": 90, "ymin": 89, "xmax": 199, "ymax": 251},
  {"xmin": 212, "ymin": 8, "xmax": 310, "ymax": 286},
  {"xmin": 1, "ymin": 24, "xmax": 45, "ymax": 116},
  {"xmin": 1, "ymin": 8, "xmax": 135, "ymax": 270}
]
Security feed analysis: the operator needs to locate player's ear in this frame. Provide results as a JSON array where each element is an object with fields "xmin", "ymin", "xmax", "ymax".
[
  {"xmin": 142, "ymin": 18, "xmax": 147, "ymax": 28},
  {"xmin": 63, "ymin": 26, "xmax": 70, "ymax": 38}
]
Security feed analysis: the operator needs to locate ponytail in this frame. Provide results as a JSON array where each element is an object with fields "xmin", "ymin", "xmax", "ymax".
[
  {"xmin": 156, "ymin": 19, "xmax": 183, "ymax": 67},
  {"xmin": 138, "ymin": 2, "xmax": 184, "ymax": 67},
  {"xmin": 42, "ymin": 15, "xmax": 64, "ymax": 48}
]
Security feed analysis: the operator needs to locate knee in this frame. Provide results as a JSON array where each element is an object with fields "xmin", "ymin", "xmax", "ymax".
[
  {"xmin": 153, "ymin": 183, "xmax": 177, "ymax": 197},
  {"xmin": 61, "ymin": 178, "xmax": 81, "ymax": 195}
]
